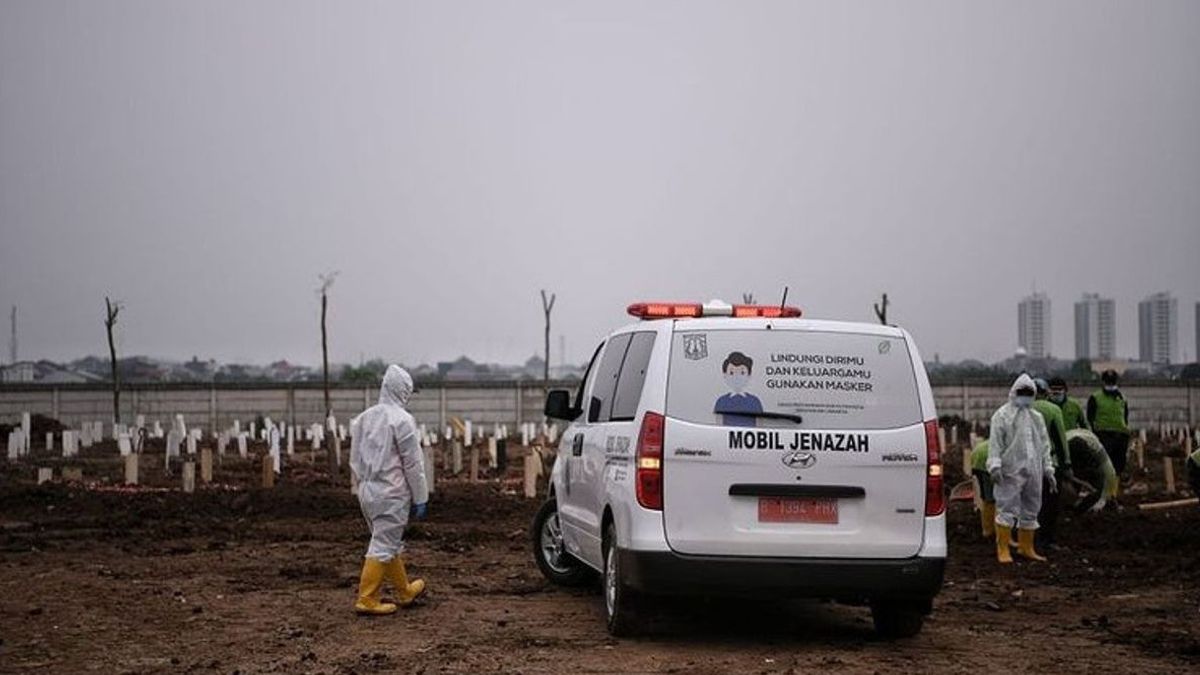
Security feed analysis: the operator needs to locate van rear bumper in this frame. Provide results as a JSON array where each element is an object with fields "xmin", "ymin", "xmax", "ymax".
[{"xmin": 619, "ymin": 549, "xmax": 944, "ymax": 604}]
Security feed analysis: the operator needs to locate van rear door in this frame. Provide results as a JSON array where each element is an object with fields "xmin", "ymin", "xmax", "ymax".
[{"xmin": 662, "ymin": 324, "xmax": 928, "ymax": 559}]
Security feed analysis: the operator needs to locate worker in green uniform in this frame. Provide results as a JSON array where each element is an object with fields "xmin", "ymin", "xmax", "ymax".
[
  {"xmin": 1087, "ymin": 370, "xmax": 1131, "ymax": 478},
  {"xmin": 1048, "ymin": 376, "xmax": 1088, "ymax": 431},
  {"xmin": 970, "ymin": 440, "xmax": 995, "ymax": 538},
  {"xmin": 1066, "ymin": 429, "xmax": 1118, "ymax": 512},
  {"xmin": 1033, "ymin": 378, "xmax": 1072, "ymax": 546}
]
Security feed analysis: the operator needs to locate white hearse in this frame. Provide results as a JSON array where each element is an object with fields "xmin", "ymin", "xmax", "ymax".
[{"xmin": 531, "ymin": 300, "xmax": 946, "ymax": 637}]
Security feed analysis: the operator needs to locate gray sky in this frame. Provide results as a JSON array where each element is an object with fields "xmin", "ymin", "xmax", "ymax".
[{"xmin": 2, "ymin": 1, "xmax": 1199, "ymax": 368}]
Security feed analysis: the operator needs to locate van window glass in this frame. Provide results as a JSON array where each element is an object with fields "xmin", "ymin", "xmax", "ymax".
[
  {"xmin": 588, "ymin": 334, "xmax": 632, "ymax": 423},
  {"xmin": 574, "ymin": 341, "xmax": 605, "ymax": 413},
  {"xmin": 610, "ymin": 332, "xmax": 657, "ymax": 421},
  {"xmin": 666, "ymin": 329, "xmax": 920, "ymax": 430}
]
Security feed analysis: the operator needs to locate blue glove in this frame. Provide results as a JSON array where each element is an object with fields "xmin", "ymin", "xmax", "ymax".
[{"xmin": 413, "ymin": 502, "xmax": 428, "ymax": 520}]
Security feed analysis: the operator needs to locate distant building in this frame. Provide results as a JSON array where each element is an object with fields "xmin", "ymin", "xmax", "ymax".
[
  {"xmin": 1074, "ymin": 293, "xmax": 1115, "ymax": 361},
  {"xmin": 1, "ymin": 360, "xmax": 100, "ymax": 384},
  {"xmin": 1018, "ymin": 292, "xmax": 1052, "ymax": 359},
  {"xmin": 1138, "ymin": 292, "xmax": 1177, "ymax": 365}
]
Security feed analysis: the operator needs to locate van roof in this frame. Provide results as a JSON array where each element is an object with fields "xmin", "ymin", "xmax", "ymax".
[{"xmin": 613, "ymin": 317, "xmax": 909, "ymax": 339}]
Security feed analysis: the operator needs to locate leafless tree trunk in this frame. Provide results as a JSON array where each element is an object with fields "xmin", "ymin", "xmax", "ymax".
[
  {"xmin": 104, "ymin": 297, "xmax": 121, "ymax": 424},
  {"xmin": 541, "ymin": 290, "xmax": 555, "ymax": 394},
  {"xmin": 874, "ymin": 292, "xmax": 889, "ymax": 325},
  {"xmin": 318, "ymin": 273, "xmax": 339, "ymax": 475}
]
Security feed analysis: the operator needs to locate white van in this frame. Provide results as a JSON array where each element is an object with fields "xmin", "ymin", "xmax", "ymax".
[{"xmin": 531, "ymin": 301, "xmax": 946, "ymax": 638}]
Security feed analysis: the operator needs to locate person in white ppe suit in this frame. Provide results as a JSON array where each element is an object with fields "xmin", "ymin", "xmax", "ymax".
[
  {"xmin": 350, "ymin": 365, "xmax": 429, "ymax": 614},
  {"xmin": 987, "ymin": 373, "xmax": 1056, "ymax": 564}
]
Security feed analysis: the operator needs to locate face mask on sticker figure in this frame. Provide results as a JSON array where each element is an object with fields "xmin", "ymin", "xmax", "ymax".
[{"xmin": 725, "ymin": 372, "xmax": 751, "ymax": 393}]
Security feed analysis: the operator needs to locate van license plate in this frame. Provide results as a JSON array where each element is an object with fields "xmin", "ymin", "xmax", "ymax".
[{"xmin": 758, "ymin": 497, "xmax": 838, "ymax": 524}]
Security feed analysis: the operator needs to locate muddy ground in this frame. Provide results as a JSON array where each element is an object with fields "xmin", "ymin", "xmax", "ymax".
[{"xmin": 0, "ymin": 438, "xmax": 1197, "ymax": 674}]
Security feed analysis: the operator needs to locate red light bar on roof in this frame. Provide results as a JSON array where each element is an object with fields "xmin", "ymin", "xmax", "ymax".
[{"xmin": 627, "ymin": 302, "xmax": 802, "ymax": 320}]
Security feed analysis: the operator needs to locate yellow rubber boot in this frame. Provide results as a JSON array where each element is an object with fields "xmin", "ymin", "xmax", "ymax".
[
  {"xmin": 1017, "ymin": 528, "xmax": 1047, "ymax": 562},
  {"xmin": 979, "ymin": 502, "xmax": 996, "ymax": 538},
  {"xmin": 995, "ymin": 525, "xmax": 1013, "ymax": 564},
  {"xmin": 385, "ymin": 557, "xmax": 427, "ymax": 607},
  {"xmin": 355, "ymin": 558, "xmax": 398, "ymax": 615}
]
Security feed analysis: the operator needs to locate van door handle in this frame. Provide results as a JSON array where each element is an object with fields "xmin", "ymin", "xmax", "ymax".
[{"xmin": 572, "ymin": 434, "xmax": 584, "ymax": 457}]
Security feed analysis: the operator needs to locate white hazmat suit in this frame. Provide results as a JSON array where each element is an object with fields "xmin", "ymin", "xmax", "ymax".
[
  {"xmin": 351, "ymin": 365, "xmax": 429, "ymax": 561},
  {"xmin": 987, "ymin": 374, "xmax": 1054, "ymax": 530}
]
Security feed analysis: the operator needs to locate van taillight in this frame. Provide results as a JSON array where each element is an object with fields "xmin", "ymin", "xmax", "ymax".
[
  {"xmin": 636, "ymin": 411, "xmax": 664, "ymax": 510},
  {"xmin": 924, "ymin": 419, "xmax": 945, "ymax": 516}
]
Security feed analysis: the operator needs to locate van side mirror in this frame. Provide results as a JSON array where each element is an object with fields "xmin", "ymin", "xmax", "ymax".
[{"xmin": 544, "ymin": 389, "xmax": 581, "ymax": 421}]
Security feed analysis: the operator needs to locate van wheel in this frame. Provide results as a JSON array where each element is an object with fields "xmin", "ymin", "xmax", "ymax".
[
  {"xmin": 602, "ymin": 521, "xmax": 641, "ymax": 637},
  {"xmin": 531, "ymin": 499, "xmax": 590, "ymax": 586},
  {"xmin": 870, "ymin": 601, "xmax": 926, "ymax": 638}
]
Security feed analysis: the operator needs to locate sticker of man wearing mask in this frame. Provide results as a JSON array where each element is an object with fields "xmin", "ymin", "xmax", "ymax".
[{"xmin": 714, "ymin": 351, "xmax": 763, "ymax": 427}]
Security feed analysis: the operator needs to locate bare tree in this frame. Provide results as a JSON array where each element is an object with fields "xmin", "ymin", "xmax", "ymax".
[
  {"xmin": 318, "ymin": 272, "xmax": 339, "ymax": 418},
  {"xmin": 540, "ymin": 290, "xmax": 555, "ymax": 393},
  {"xmin": 742, "ymin": 292, "xmax": 755, "ymax": 304},
  {"xmin": 874, "ymin": 292, "xmax": 889, "ymax": 325},
  {"xmin": 104, "ymin": 297, "xmax": 122, "ymax": 424},
  {"xmin": 318, "ymin": 272, "xmax": 340, "ymax": 475}
]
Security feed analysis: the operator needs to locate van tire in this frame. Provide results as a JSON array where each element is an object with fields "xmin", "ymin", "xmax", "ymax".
[
  {"xmin": 602, "ymin": 521, "xmax": 641, "ymax": 637},
  {"xmin": 531, "ymin": 499, "xmax": 591, "ymax": 587},
  {"xmin": 870, "ymin": 601, "xmax": 926, "ymax": 638}
]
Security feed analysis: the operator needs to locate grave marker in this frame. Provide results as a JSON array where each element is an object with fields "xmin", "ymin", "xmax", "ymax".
[
  {"xmin": 469, "ymin": 445, "xmax": 480, "ymax": 482},
  {"xmin": 523, "ymin": 453, "xmax": 538, "ymax": 498},
  {"xmin": 62, "ymin": 466, "xmax": 83, "ymax": 483},
  {"xmin": 1164, "ymin": 457, "xmax": 1176, "ymax": 494},
  {"xmin": 261, "ymin": 455, "xmax": 275, "ymax": 488},
  {"xmin": 124, "ymin": 454, "xmax": 138, "ymax": 485},
  {"xmin": 182, "ymin": 462, "xmax": 195, "ymax": 493},
  {"xmin": 424, "ymin": 446, "xmax": 436, "ymax": 494},
  {"xmin": 37, "ymin": 467, "xmax": 52, "ymax": 485},
  {"xmin": 201, "ymin": 447, "xmax": 213, "ymax": 483}
]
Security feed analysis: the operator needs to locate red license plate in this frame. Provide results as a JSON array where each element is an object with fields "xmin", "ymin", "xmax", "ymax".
[{"xmin": 758, "ymin": 497, "xmax": 838, "ymax": 524}]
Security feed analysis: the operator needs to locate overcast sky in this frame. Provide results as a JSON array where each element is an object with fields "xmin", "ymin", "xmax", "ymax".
[{"xmin": 2, "ymin": 1, "xmax": 1198, "ymax": 368}]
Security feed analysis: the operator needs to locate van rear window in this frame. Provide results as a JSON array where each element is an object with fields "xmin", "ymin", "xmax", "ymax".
[{"xmin": 666, "ymin": 329, "xmax": 922, "ymax": 431}]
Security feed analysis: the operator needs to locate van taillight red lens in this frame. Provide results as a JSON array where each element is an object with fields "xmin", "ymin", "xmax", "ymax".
[
  {"xmin": 636, "ymin": 411, "xmax": 664, "ymax": 510},
  {"xmin": 924, "ymin": 419, "xmax": 945, "ymax": 516}
]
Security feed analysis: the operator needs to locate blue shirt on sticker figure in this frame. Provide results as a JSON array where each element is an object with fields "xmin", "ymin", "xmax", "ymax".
[{"xmin": 715, "ymin": 351, "xmax": 762, "ymax": 427}]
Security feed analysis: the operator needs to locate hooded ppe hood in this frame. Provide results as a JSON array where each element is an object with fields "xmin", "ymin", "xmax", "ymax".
[
  {"xmin": 1008, "ymin": 373, "xmax": 1037, "ymax": 401},
  {"xmin": 379, "ymin": 365, "xmax": 413, "ymax": 408}
]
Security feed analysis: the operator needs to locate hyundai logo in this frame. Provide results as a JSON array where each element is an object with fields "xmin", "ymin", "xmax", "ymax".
[{"xmin": 781, "ymin": 450, "xmax": 816, "ymax": 469}]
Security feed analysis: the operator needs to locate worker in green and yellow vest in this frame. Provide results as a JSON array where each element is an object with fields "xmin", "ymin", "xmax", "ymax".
[
  {"xmin": 1087, "ymin": 369, "xmax": 1130, "ymax": 477},
  {"xmin": 1033, "ymin": 378, "xmax": 1071, "ymax": 546},
  {"xmin": 1048, "ymin": 376, "xmax": 1088, "ymax": 431},
  {"xmin": 1066, "ymin": 429, "xmax": 1118, "ymax": 512},
  {"xmin": 970, "ymin": 440, "xmax": 995, "ymax": 538}
]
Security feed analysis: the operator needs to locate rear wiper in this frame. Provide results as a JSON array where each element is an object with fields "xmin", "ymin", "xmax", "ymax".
[{"xmin": 714, "ymin": 409, "xmax": 803, "ymax": 425}]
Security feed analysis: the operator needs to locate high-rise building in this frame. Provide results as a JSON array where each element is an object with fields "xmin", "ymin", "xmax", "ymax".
[
  {"xmin": 1018, "ymin": 292, "xmax": 1052, "ymax": 359},
  {"xmin": 1138, "ymin": 292, "xmax": 1177, "ymax": 365},
  {"xmin": 1074, "ymin": 293, "xmax": 1115, "ymax": 361}
]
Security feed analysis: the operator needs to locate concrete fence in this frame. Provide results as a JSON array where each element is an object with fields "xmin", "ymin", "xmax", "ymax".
[{"xmin": 0, "ymin": 381, "xmax": 1196, "ymax": 433}]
